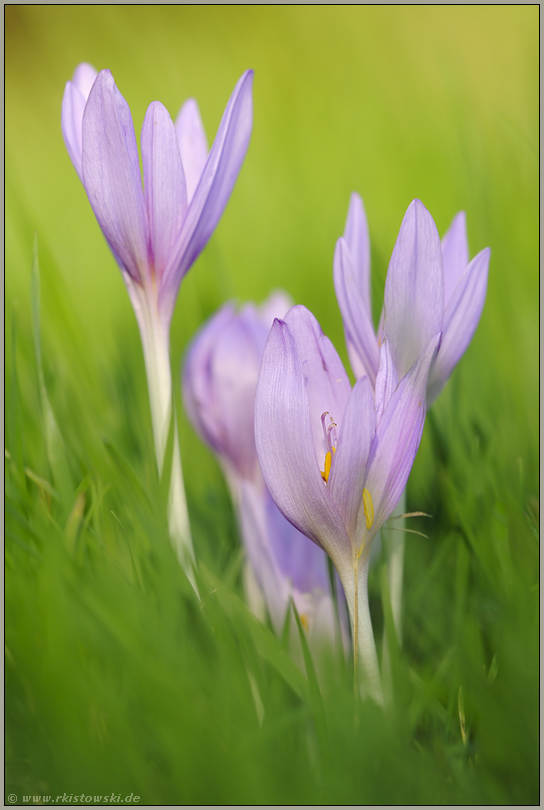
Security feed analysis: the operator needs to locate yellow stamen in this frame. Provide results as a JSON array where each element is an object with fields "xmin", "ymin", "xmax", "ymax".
[
  {"xmin": 362, "ymin": 487, "xmax": 374, "ymax": 529},
  {"xmin": 300, "ymin": 614, "xmax": 309, "ymax": 633},
  {"xmin": 321, "ymin": 450, "xmax": 332, "ymax": 482}
]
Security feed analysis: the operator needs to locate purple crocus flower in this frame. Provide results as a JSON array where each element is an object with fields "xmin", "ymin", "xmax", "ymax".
[
  {"xmin": 254, "ymin": 304, "xmax": 440, "ymax": 701},
  {"xmin": 62, "ymin": 63, "xmax": 254, "ymax": 472},
  {"xmin": 183, "ymin": 295, "xmax": 345, "ymax": 644},
  {"xmin": 62, "ymin": 64, "xmax": 252, "ymax": 577},
  {"xmin": 334, "ymin": 195, "xmax": 490, "ymax": 405},
  {"xmin": 334, "ymin": 195, "xmax": 490, "ymax": 644}
]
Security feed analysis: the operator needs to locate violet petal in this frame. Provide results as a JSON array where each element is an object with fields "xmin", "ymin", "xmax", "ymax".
[
  {"xmin": 254, "ymin": 317, "xmax": 352, "ymax": 578},
  {"xmin": 427, "ymin": 248, "xmax": 490, "ymax": 405},
  {"xmin": 61, "ymin": 63, "xmax": 98, "ymax": 181},
  {"xmin": 383, "ymin": 199, "xmax": 444, "ymax": 378},
  {"xmin": 374, "ymin": 338, "xmax": 399, "ymax": 424},
  {"xmin": 328, "ymin": 375, "xmax": 375, "ymax": 541},
  {"xmin": 162, "ymin": 70, "xmax": 254, "ymax": 311},
  {"xmin": 283, "ymin": 305, "xmax": 352, "ymax": 466},
  {"xmin": 141, "ymin": 101, "xmax": 187, "ymax": 287},
  {"xmin": 441, "ymin": 211, "xmax": 469, "ymax": 307},
  {"xmin": 334, "ymin": 237, "xmax": 380, "ymax": 385},
  {"xmin": 344, "ymin": 192, "xmax": 372, "ymax": 321},
  {"xmin": 359, "ymin": 332, "xmax": 441, "ymax": 541},
  {"xmin": 82, "ymin": 70, "xmax": 149, "ymax": 286},
  {"xmin": 175, "ymin": 98, "xmax": 209, "ymax": 205}
]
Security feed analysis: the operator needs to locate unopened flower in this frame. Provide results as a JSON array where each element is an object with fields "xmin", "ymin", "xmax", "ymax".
[
  {"xmin": 184, "ymin": 295, "xmax": 345, "ymax": 643},
  {"xmin": 254, "ymin": 305, "xmax": 440, "ymax": 701},
  {"xmin": 334, "ymin": 195, "xmax": 489, "ymax": 404}
]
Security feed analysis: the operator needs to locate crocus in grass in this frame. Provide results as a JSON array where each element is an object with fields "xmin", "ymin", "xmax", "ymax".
[
  {"xmin": 62, "ymin": 63, "xmax": 253, "ymax": 570},
  {"xmin": 254, "ymin": 305, "xmax": 440, "ymax": 702},
  {"xmin": 334, "ymin": 195, "xmax": 490, "ymax": 405},
  {"xmin": 62, "ymin": 63, "xmax": 253, "ymax": 469},
  {"xmin": 183, "ymin": 294, "xmax": 345, "ymax": 644},
  {"xmin": 334, "ymin": 195, "xmax": 490, "ymax": 640}
]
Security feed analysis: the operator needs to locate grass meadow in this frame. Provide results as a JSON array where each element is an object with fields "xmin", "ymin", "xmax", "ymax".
[{"xmin": 6, "ymin": 6, "xmax": 538, "ymax": 805}]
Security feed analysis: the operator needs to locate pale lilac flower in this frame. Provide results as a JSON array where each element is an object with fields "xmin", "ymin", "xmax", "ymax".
[
  {"xmin": 62, "ymin": 63, "xmax": 253, "ymax": 470},
  {"xmin": 334, "ymin": 195, "xmax": 490, "ymax": 405},
  {"xmin": 183, "ymin": 295, "xmax": 345, "ymax": 643},
  {"xmin": 62, "ymin": 64, "xmax": 253, "ymax": 578},
  {"xmin": 254, "ymin": 304, "xmax": 440, "ymax": 701},
  {"xmin": 334, "ymin": 195, "xmax": 490, "ymax": 643}
]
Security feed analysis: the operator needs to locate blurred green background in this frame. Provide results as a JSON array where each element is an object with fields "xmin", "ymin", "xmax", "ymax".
[{"xmin": 6, "ymin": 5, "xmax": 538, "ymax": 805}]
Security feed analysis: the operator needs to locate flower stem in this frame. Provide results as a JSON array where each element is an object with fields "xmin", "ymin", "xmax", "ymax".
[
  {"xmin": 353, "ymin": 544, "xmax": 359, "ymax": 701},
  {"xmin": 382, "ymin": 487, "xmax": 406, "ymax": 643},
  {"xmin": 130, "ymin": 285, "xmax": 195, "ymax": 584},
  {"xmin": 348, "ymin": 547, "xmax": 383, "ymax": 705},
  {"xmin": 357, "ymin": 552, "xmax": 383, "ymax": 704}
]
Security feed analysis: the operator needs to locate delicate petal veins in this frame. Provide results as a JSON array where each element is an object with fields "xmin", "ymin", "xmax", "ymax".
[
  {"xmin": 141, "ymin": 101, "xmax": 187, "ymax": 287},
  {"xmin": 359, "ymin": 333, "xmax": 441, "ymax": 542},
  {"xmin": 82, "ymin": 70, "xmax": 149, "ymax": 285},
  {"xmin": 162, "ymin": 70, "xmax": 254, "ymax": 309},
  {"xmin": 427, "ymin": 248, "xmax": 490, "ymax": 405},
  {"xmin": 175, "ymin": 99, "xmax": 209, "ymax": 204},
  {"xmin": 254, "ymin": 318, "xmax": 352, "ymax": 579},
  {"xmin": 384, "ymin": 199, "xmax": 444, "ymax": 378},
  {"xmin": 334, "ymin": 238, "xmax": 380, "ymax": 385},
  {"xmin": 441, "ymin": 211, "xmax": 469, "ymax": 307}
]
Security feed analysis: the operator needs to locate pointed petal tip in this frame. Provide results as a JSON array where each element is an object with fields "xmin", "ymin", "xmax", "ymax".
[
  {"xmin": 452, "ymin": 210, "xmax": 466, "ymax": 225},
  {"xmin": 409, "ymin": 198, "xmax": 432, "ymax": 217},
  {"xmin": 234, "ymin": 69, "xmax": 254, "ymax": 94},
  {"xmin": 334, "ymin": 235, "xmax": 350, "ymax": 262},
  {"xmin": 348, "ymin": 190, "xmax": 364, "ymax": 212}
]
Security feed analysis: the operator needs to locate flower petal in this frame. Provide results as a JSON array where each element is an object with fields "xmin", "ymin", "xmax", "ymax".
[
  {"xmin": 162, "ymin": 70, "xmax": 254, "ymax": 311},
  {"xmin": 383, "ymin": 199, "xmax": 444, "ymax": 378},
  {"xmin": 240, "ymin": 481, "xmax": 332, "ymax": 629},
  {"xmin": 283, "ymin": 305, "xmax": 352, "ymax": 465},
  {"xmin": 141, "ymin": 101, "xmax": 187, "ymax": 289},
  {"xmin": 334, "ymin": 238, "xmax": 380, "ymax": 385},
  {"xmin": 208, "ymin": 310, "xmax": 265, "ymax": 479},
  {"xmin": 359, "ymin": 333, "xmax": 441, "ymax": 542},
  {"xmin": 344, "ymin": 192, "xmax": 372, "ymax": 320},
  {"xmin": 175, "ymin": 98, "xmax": 209, "ymax": 205},
  {"xmin": 238, "ymin": 480, "xmax": 292, "ymax": 633},
  {"xmin": 374, "ymin": 338, "xmax": 399, "ymax": 424},
  {"xmin": 263, "ymin": 485, "xmax": 331, "ymax": 594},
  {"xmin": 82, "ymin": 70, "xmax": 149, "ymax": 285},
  {"xmin": 254, "ymin": 317, "xmax": 352, "ymax": 580},
  {"xmin": 183, "ymin": 302, "xmax": 237, "ymax": 457},
  {"xmin": 61, "ymin": 64, "xmax": 98, "ymax": 181},
  {"xmin": 328, "ymin": 375, "xmax": 375, "ymax": 541},
  {"xmin": 72, "ymin": 62, "xmax": 99, "ymax": 98},
  {"xmin": 427, "ymin": 247, "xmax": 490, "ymax": 405},
  {"xmin": 441, "ymin": 211, "xmax": 469, "ymax": 307}
]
